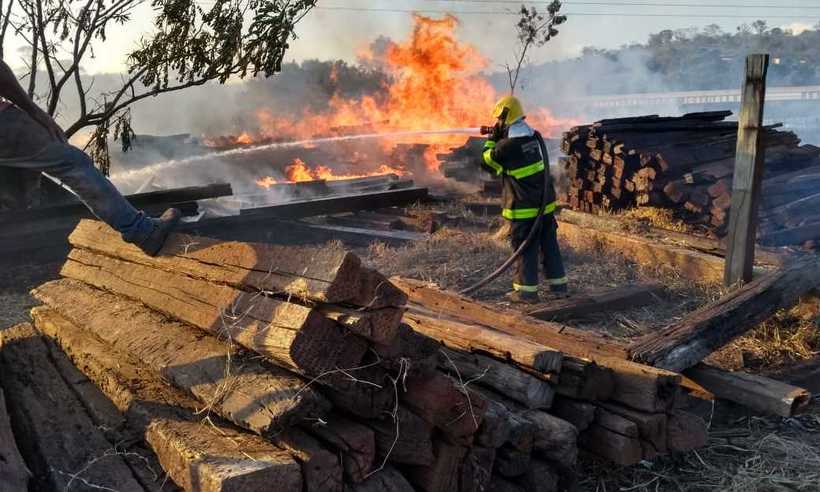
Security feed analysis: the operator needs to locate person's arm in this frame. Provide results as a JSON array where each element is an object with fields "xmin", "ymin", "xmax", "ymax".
[
  {"xmin": 481, "ymin": 136, "xmax": 511, "ymax": 176},
  {"xmin": 0, "ymin": 60, "xmax": 66, "ymax": 142}
]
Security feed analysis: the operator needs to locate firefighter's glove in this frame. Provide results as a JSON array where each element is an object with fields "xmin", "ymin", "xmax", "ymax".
[{"xmin": 489, "ymin": 121, "xmax": 506, "ymax": 142}]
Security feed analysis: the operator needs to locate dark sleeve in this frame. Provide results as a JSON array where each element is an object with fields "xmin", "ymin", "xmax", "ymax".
[{"xmin": 480, "ymin": 137, "xmax": 511, "ymax": 176}]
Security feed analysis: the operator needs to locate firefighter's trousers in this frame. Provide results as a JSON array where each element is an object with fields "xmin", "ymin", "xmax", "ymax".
[{"xmin": 509, "ymin": 214, "xmax": 567, "ymax": 293}]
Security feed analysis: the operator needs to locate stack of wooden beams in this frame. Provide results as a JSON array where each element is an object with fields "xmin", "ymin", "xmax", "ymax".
[
  {"xmin": 391, "ymin": 278, "xmax": 708, "ymax": 469},
  {"xmin": 0, "ymin": 220, "xmax": 535, "ymax": 490},
  {"xmin": 559, "ymin": 111, "xmax": 820, "ymax": 248},
  {"xmin": 3, "ymin": 219, "xmax": 720, "ymax": 491}
]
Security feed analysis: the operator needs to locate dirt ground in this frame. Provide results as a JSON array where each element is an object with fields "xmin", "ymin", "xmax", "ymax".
[{"xmin": 0, "ymin": 262, "xmax": 61, "ymax": 330}]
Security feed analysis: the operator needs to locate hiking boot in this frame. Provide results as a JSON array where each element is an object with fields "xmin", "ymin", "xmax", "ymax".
[
  {"xmin": 505, "ymin": 290, "xmax": 540, "ymax": 304},
  {"xmin": 135, "ymin": 208, "xmax": 181, "ymax": 257}
]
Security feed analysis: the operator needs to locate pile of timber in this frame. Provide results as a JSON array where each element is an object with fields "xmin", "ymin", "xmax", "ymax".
[
  {"xmin": 2, "ymin": 219, "xmax": 562, "ymax": 491},
  {"xmin": 391, "ymin": 278, "xmax": 709, "ymax": 468},
  {"xmin": 3, "ymin": 221, "xmax": 815, "ymax": 491},
  {"xmin": 559, "ymin": 111, "xmax": 820, "ymax": 248}
]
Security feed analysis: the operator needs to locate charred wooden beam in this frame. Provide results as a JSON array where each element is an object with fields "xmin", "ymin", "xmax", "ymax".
[
  {"xmin": 684, "ymin": 363, "xmax": 812, "ymax": 417},
  {"xmin": 630, "ymin": 255, "xmax": 820, "ymax": 372},
  {"xmin": 238, "ymin": 187, "xmax": 429, "ymax": 219}
]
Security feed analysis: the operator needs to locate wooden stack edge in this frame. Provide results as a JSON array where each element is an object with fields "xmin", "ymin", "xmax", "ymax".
[
  {"xmin": 393, "ymin": 277, "xmax": 711, "ymax": 466},
  {"xmin": 559, "ymin": 112, "xmax": 820, "ymax": 249}
]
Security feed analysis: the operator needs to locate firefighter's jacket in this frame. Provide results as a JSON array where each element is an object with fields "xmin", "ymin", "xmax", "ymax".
[{"xmin": 481, "ymin": 130, "xmax": 557, "ymax": 220}]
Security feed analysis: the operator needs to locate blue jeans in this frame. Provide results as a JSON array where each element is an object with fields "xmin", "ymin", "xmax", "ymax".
[{"xmin": 0, "ymin": 106, "xmax": 153, "ymax": 243}]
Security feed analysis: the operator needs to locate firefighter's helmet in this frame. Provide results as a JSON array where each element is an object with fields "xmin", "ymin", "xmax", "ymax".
[{"xmin": 492, "ymin": 96, "xmax": 525, "ymax": 126}]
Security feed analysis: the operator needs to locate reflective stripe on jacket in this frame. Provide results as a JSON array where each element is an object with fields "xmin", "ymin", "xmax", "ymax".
[{"xmin": 480, "ymin": 131, "xmax": 557, "ymax": 221}]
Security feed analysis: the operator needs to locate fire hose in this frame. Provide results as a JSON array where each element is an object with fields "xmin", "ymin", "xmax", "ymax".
[{"xmin": 459, "ymin": 130, "xmax": 552, "ymax": 295}]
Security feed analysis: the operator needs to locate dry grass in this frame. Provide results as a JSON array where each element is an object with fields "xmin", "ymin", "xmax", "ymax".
[
  {"xmin": 618, "ymin": 207, "xmax": 698, "ymax": 235},
  {"xmin": 708, "ymin": 298, "xmax": 820, "ymax": 371},
  {"xmin": 579, "ymin": 401, "xmax": 820, "ymax": 492},
  {"xmin": 365, "ymin": 224, "xmax": 717, "ymax": 340}
]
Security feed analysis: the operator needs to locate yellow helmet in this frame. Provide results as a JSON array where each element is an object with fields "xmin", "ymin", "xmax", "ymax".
[{"xmin": 492, "ymin": 96, "xmax": 525, "ymax": 126}]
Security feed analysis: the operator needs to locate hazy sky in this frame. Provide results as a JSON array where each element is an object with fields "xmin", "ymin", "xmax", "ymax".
[{"xmin": 4, "ymin": 0, "xmax": 820, "ymax": 75}]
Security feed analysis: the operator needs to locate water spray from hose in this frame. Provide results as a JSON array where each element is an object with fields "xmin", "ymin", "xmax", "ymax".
[{"xmin": 110, "ymin": 128, "xmax": 482, "ymax": 183}]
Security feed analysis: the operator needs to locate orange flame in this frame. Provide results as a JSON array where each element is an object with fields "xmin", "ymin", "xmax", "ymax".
[
  {"xmin": 255, "ymin": 159, "xmax": 405, "ymax": 188},
  {"xmin": 227, "ymin": 15, "xmax": 578, "ymax": 178}
]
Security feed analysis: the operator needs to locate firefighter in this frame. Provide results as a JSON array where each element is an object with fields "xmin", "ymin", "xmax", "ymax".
[
  {"xmin": 480, "ymin": 96, "xmax": 568, "ymax": 303},
  {"xmin": 0, "ymin": 59, "xmax": 180, "ymax": 255}
]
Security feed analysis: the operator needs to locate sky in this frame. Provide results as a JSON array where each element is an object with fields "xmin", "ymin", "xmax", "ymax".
[{"xmin": 4, "ymin": 0, "xmax": 820, "ymax": 75}]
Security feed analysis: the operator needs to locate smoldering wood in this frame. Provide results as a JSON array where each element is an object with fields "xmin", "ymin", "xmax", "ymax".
[{"xmin": 0, "ymin": 389, "xmax": 31, "ymax": 491}]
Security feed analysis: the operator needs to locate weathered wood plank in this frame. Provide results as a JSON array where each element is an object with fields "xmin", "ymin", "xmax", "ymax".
[
  {"xmin": 528, "ymin": 282, "xmax": 665, "ymax": 322},
  {"xmin": 630, "ymin": 255, "xmax": 820, "ymax": 372},
  {"xmin": 0, "ymin": 388, "xmax": 30, "ymax": 492},
  {"xmin": 550, "ymin": 397, "xmax": 598, "ymax": 433},
  {"xmin": 309, "ymin": 416, "xmax": 375, "ymax": 483},
  {"xmin": 32, "ymin": 307, "xmax": 310, "ymax": 492},
  {"xmin": 69, "ymin": 219, "xmax": 365, "ymax": 305},
  {"xmin": 33, "ymin": 278, "xmax": 330, "ymax": 435},
  {"xmin": 725, "ymin": 54, "xmax": 769, "ymax": 286},
  {"xmin": 579, "ymin": 424, "xmax": 643, "ymax": 466},
  {"xmin": 0, "ymin": 322, "xmax": 144, "ymax": 492},
  {"xmin": 519, "ymin": 460, "xmax": 560, "ymax": 492},
  {"xmin": 684, "ymin": 363, "xmax": 811, "ymax": 417},
  {"xmin": 277, "ymin": 429, "xmax": 343, "ymax": 492},
  {"xmin": 598, "ymin": 402, "xmax": 668, "ymax": 455},
  {"xmin": 238, "ymin": 187, "xmax": 430, "ymax": 219},
  {"xmin": 403, "ymin": 309, "xmax": 563, "ymax": 374},
  {"xmin": 460, "ymin": 447, "xmax": 496, "ymax": 492},
  {"xmin": 475, "ymin": 400, "xmax": 513, "ymax": 449},
  {"xmin": 439, "ymin": 347, "xmax": 555, "ymax": 410},
  {"xmin": 667, "ymin": 410, "xmax": 708, "ymax": 452},
  {"xmin": 401, "ymin": 371, "xmax": 488, "ymax": 445},
  {"xmin": 347, "ymin": 466, "xmax": 414, "ymax": 492},
  {"xmin": 555, "ymin": 220, "xmax": 727, "ymax": 284},
  {"xmin": 405, "ymin": 440, "xmax": 467, "ymax": 492},
  {"xmin": 60, "ymin": 248, "xmax": 370, "ymax": 376},
  {"xmin": 366, "ymin": 405, "xmax": 435, "ymax": 467},
  {"xmin": 392, "ymin": 277, "xmax": 626, "ymax": 361}
]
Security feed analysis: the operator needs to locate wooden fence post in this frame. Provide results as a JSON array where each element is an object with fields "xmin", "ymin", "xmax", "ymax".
[{"xmin": 724, "ymin": 54, "xmax": 769, "ymax": 287}]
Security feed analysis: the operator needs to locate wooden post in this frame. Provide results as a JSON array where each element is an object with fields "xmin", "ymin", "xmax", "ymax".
[{"xmin": 724, "ymin": 54, "xmax": 769, "ymax": 286}]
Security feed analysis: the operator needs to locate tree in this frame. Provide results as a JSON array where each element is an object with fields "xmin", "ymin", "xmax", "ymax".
[
  {"xmin": 751, "ymin": 20, "xmax": 768, "ymax": 36},
  {"xmin": 505, "ymin": 1, "xmax": 566, "ymax": 94},
  {"xmin": 0, "ymin": 0, "xmax": 316, "ymax": 174}
]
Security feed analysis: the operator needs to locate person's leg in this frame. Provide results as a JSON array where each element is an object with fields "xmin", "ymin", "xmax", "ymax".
[
  {"xmin": 0, "ymin": 106, "xmax": 179, "ymax": 254},
  {"xmin": 540, "ymin": 214, "xmax": 568, "ymax": 293},
  {"xmin": 509, "ymin": 219, "xmax": 540, "ymax": 302}
]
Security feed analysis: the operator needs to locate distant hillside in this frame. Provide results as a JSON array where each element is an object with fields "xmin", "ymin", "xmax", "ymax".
[{"xmin": 497, "ymin": 22, "xmax": 820, "ymax": 104}]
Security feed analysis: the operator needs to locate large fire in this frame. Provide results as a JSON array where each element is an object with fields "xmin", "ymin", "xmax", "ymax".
[
  {"xmin": 214, "ymin": 14, "xmax": 577, "ymax": 185},
  {"xmin": 256, "ymin": 159, "xmax": 405, "ymax": 188}
]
